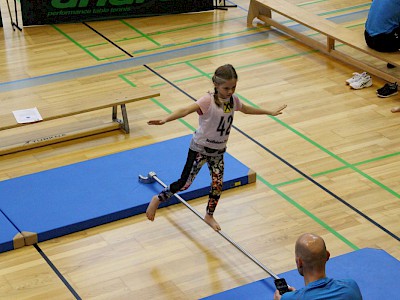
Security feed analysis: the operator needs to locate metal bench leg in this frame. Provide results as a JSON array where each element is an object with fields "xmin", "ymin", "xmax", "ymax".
[
  {"xmin": 112, "ymin": 104, "xmax": 130, "ymax": 134},
  {"xmin": 120, "ymin": 104, "xmax": 130, "ymax": 133},
  {"xmin": 112, "ymin": 105, "xmax": 118, "ymax": 121},
  {"xmin": 327, "ymin": 36, "xmax": 335, "ymax": 52}
]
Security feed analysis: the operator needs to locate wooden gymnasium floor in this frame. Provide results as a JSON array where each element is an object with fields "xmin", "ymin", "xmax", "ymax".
[{"xmin": 0, "ymin": 0, "xmax": 399, "ymax": 299}]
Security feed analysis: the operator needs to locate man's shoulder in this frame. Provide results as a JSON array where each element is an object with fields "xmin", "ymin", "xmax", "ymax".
[
  {"xmin": 332, "ymin": 278, "xmax": 360, "ymax": 287},
  {"xmin": 329, "ymin": 278, "xmax": 362, "ymax": 299},
  {"xmin": 281, "ymin": 278, "xmax": 362, "ymax": 300}
]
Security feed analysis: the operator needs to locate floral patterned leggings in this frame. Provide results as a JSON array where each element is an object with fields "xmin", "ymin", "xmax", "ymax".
[{"xmin": 157, "ymin": 149, "xmax": 224, "ymax": 215}]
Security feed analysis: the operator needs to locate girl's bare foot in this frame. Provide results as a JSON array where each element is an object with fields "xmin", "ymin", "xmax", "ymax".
[
  {"xmin": 204, "ymin": 214, "xmax": 221, "ymax": 231},
  {"xmin": 146, "ymin": 195, "xmax": 160, "ymax": 221},
  {"xmin": 391, "ymin": 106, "xmax": 400, "ymax": 113}
]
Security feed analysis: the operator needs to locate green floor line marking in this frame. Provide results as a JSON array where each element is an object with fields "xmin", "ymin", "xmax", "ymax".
[
  {"xmin": 121, "ymin": 69, "xmax": 147, "ymax": 76},
  {"xmin": 314, "ymin": 151, "xmax": 400, "ymax": 177},
  {"xmin": 98, "ymin": 55, "xmax": 126, "ymax": 60},
  {"xmin": 118, "ymin": 74, "xmax": 137, "ymax": 87},
  {"xmin": 52, "ymin": 25, "xmax": 102, "ymax": 61},
  {"xmin": 276, "ymin": 151, "xmax": 400, "ymax": 187},
  {"xmin": 298, "ymin": 0, "xmax": 328, "ymax": 7},
  {"xmin": 313, "ymin": 165, "xmax": 354, "ymax": 176},
  {"xmin": 151, "ymin": 82, "xmax": 167, "ymax": 88},
  {"xmin": 257, "ymin": 175, "xmax": 359, "ymax": 250},
  {"xmin": 148, "ymin": 89, "xmax": 358, "ymax": 251},
  {"xmin": 131, "ymin": 29, "xmax": 254, "ymax": 55},
  {"xmin": 85, "ymin": 42, "xmax": 108, "ymax": 48},
  {"xmin": 118, "ymin": 38, "xmax": 313, "ymax": 79},
  {"xmin": 242, "ymin": 97, "xmax": 399, "ymax": 198},
  {"xmin": 185, "ymin": 61, "xmax": 209, "ymax": 78},
  {"xmin": 115, "ymin": 36, "xmax": 144, "ymax": 43},
  {"xmin": 154, "ymin": 42, "xmax": 315, "ymax": 71},
  {"xmin": 347, "ymin": 23, "xmax": 365, "ymax": 29},
  {"xmin": 318, "ymin": 3, "xmax": 370, "ymax": 16},
  {"xmin": 119, "ymin": 19, "xmax": 161, "ymax": 47},
  {"xmin": 354, "ymin": 151, "xmax": 400, "ymax": 165},
  {"xmin": 131, "ymin": 39, "xmax": 202, "ymax": 54},
  {"xmin": 129, "ymin": 49, "xmax": 313, "ymax": 87},
  {"xmin": 144, "ymin": 16, "xmax": 246, "ymax": 36},
  {"xmin": 151, "ymin": 40, "xmax": 277, "ymax": 69},
  {"xmin": 174, "ymin": 74, "xmax": 205, "ymax": 83},
  {"xmin": 51, "ymin": 26, "xmax": 125, "ymax": 61},
  {"xmin": 273, "ymin": 117, "xmax": 400, "ymax": 199},
  {"xmin": 276, "ymin": 166, "xmax": 348, "ymax": 187},
  {"xmin": 238, "ymin": 51, "xmax": 318, "ymax": 70},
  {"xmin": 275, "ymin": 177, "xmax": 305, "ymax": 187}
]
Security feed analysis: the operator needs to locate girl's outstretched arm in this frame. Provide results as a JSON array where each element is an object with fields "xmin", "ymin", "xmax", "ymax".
[
  {"xmin": 240, "ymin": 103, "xmax": 287, "ymax": 116},
  {"xmin": 148, "ymin": 103, "xmax": 200, "ymax": 125}
]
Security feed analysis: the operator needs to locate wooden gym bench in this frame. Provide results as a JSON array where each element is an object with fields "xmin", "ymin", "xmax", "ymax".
[
  {"xmin": 0, "ymin": 88, "xmax": 160, "ymax": 155},
  {"xmin": 247, "ymin": 0, "xmax": 400, "ymax": 83}
]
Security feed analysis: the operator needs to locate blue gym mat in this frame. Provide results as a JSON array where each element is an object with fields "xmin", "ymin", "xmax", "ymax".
[
  {"xmin": 0, "ymin": 135, "xmax": 255, "ymax": 253},
  {"xmin": 201, "ymin": 248, "xmax": 400, "ymax": 300},
  {"xmin": 0, "ymin": 210, "xmax": 24, "ymax": 252}
]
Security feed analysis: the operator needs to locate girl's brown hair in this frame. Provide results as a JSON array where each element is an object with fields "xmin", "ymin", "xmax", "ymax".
[{"xmin": 212, "ymin": 64, "xmax": 238, "ymax": 107}]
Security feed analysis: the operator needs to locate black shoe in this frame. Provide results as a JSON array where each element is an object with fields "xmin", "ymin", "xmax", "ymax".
[
  {"xmin": 377, "ymin": 82, "xmax": 398, "ymax": 98},
  {"xmin": 387, "ymin": 63, "xmax": 396, "ymax": 69}
]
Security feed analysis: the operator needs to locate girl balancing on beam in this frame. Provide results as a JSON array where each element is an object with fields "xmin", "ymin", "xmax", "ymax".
[{"xmin": 146, "ymin": 64, "xmax": 287, "ymax": 231}]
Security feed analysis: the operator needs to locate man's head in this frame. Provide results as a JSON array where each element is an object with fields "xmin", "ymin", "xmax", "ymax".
[{"xmin": 294, "ymin": 233, "xmax": 330, "ymax": 277}]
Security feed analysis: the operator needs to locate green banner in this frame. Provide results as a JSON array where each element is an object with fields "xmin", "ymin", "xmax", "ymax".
[{"xmin": 20, "ymin": 0, "xmax": 214, "ymax": 26}]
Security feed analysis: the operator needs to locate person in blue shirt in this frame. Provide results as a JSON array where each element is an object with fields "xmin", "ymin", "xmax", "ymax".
[
  {"xmin": 273, "ymin": 233, "xmax": 362, "ymax": 300},
  {"xmin": 364, "ymin": 0, "xmax": 399, "ymax": 109},
  {"xmin": 364, "ymin": 0, "xmax": 400, "ymax": 53}
]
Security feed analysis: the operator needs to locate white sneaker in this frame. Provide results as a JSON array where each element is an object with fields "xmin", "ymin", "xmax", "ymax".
[
  {"xmin": 350, "ymin": 75, "xmax": 372, "ymax": 89},
  {"xmin": 346, "ymin": 72, "xmax": 368, "ymax": 85}
]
